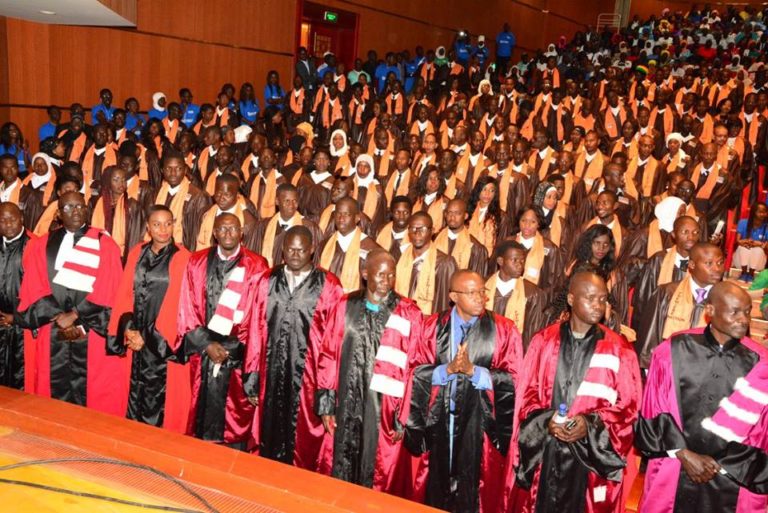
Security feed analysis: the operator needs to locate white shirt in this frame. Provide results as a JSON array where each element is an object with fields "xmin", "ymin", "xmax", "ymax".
[
  {"xmin": 167, "ymin": 183, "xmax": 182, "ymax": 196},
  {"xmin": 701, "ymin": 165, "xmax": 713, "ymax": 176},
  {"xmin": 519, "ymin": 235, "xmax": 534, "ymax": 250},
  {"xmin": 336, "ymin": 229, "xmax": 367, "ymax": 252},
  {"xmin": 496, "ymin": 276, "xmax": 517, "ymax": 297},
  {"xmin": 217, "ymin": 244, "xmax": 241, "ymax": 261},
  {"xmin": 392, "ymin": 228, "xmax": 406, "ymax": 241},
  {"xmin": 355, "ymin": 172, "xmax": 376, "ymax": 188},
  {"xmin": 469, "ymin": 153, "xmax": 481, "ymax": 166},
  {"xmin": 0, "ymin": 180, "xmax": 19, "ymax": 202},
  {"xmin": 585, "ymin": 151, "xmax": 597, "ymax": 163},
  {"xmin": 447, "ymin": 229, "xmax": 460, "ymax": 241},
  {"xmin": 674, "ymin": 251, "xmax": 689, "ymax": 269},
  {"xmin": 424, "ymin": 191, "xmax": 438, "ymax": 205},
  {"xmin": 286, "ymin": 269, "xmax": 311, "ymax": 293},
  {"xmin": 310, "ymin": 171, "xmax": 332, "ymax": 184},
  {"xmin": 3, "ymin": 228, "xmax": 24, "ymax": 248},
  {"xmin": 93, "ymin": 146, "xmax": 107, "ymax": 157}
]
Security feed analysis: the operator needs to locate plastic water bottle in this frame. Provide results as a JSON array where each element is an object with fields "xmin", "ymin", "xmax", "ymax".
[{"xmin": 553, "ymin": 403, "xmax": 568, "ymax": 424}]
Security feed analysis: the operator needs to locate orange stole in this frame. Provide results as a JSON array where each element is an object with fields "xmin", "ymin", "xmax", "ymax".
[
  {"xmin": 413, "ymin": 195, "xmax": 445, "ymax": 229},
  {"xmin": 290, "ymin": 88, "xmax": 305, "ymax": 115},
  {"xmin": 625, "ymin": 156, "xmax": 658, "ymax": 198},
  {"xmin": 689, "ymin": 163, "xmax": 720, "ymax": 199},
  {"xmin": 586, "ymin": 216, "xmax": 622, "ymax": 256}
]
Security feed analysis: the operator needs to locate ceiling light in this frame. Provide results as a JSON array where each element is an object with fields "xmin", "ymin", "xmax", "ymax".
[{"xmin": 39, "ymin": 10, "xmax": 56, "ymax": 15}]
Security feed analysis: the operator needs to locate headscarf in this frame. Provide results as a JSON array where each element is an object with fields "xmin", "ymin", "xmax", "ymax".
[
  {"xmin": 477, "ymin": 79, "xmax": 493, "ymax": 96},
  {"xmin": 330, "ymin": 129, "xmax": 349, "ymax": 157},
  {"xmin": 533, "ymin": 181, "xmax": 557, "ymax": 228},
  {"xmin": 654, "ymin": 196, "xmax": 685, "ymax": 232},
  {"xmin": 296, "ymin": 122, "xmax": 315, "ymax": 147},
  {"xmin": 354, "ymin": 154, "xmax": 376, "ymax": 182},
  {"xmin": 666, "ymin": 132, "xmax": 683, "ymax": 145},
  {"xmin": 152, "ymin": 92, "xmax": 166, "ymax": 111}
]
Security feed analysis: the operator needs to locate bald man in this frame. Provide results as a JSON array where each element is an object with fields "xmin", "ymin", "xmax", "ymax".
[
  {"xmin": 637, "ymin": 282, "xmax": 768, "ymax": 513},
  {"xmin": 636, "ymin": 242, "xmax": 725, "ymax": 368},
  {"xmin": 0, "ymin": 202, "xmax": 33, "ymax": 389},
  {"xmin": 434, "ymin": 198, "xmax": 489, "ymax": 276},
  {"xmin": 405, "ymin": 270, "xmax": 522, "ymax": 512},
  {"xmin": 178, "ymin": 213, "xmax": 268, "ymax": 448},
  {"xmin": 315, "ymin": 249, "xmax": 424, "ymax": 494},
  {"xmin": 245, "ymin": 226, "xmax": 343, "ymax": 469},
  {"xmin": 16, "ymin": 192, "xmax": 124, "ymax": 414},
  {"xmin": 510, "ymin": 272, "xmax": 642, "ymax": 513}
]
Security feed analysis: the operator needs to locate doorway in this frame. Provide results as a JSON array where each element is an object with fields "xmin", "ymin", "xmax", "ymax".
[{"xmin": 298, "ymin": 1, "xmax": 359, "ymax": 69}]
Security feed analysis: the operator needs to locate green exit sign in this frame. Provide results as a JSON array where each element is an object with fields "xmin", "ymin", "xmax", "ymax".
[{"xmin": 324, "ymin": 11, "xmax": 338, "ymax": 22}]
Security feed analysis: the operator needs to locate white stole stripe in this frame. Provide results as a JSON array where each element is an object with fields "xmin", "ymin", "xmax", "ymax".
[
  {"xmin": 218, "ymin": 289, "xmax": 242, "ymax": 310},
  {"xmin": 369, "ymin": 373, "xmax": 405, "ymax": 398},
  {"xmin": 734, "ymin": 377, "xmax": 768, "ymax": 406},
  {"xmin": 589, "ymin": 353, "xmax": 621, "ymax": 373},
  {"xmin": 701, "ymin": 416, "xmax": 745, "ymax": 443},
  {"xmin": 208, "ymin": 314, "xmax": 235, "ymax": 337},
  {"xmin": 69, "ymin": 248, "xmax": 100, "ymax": 269},
  {"xmin": 718, "ymin": 397, "xmax": 761, "ymax": 425},
  {"xmin": 52, "ymin": 268, "xmax": 97, "ymax": 293},
  {"xmin": 77, "ymin": 235, "xmax": 101, "ymax": 250},
  {"xmin": 576, "ymin": 381, "xmax": 618, "ymax": 405},
  {"xmin": 375, "ymin": 345, "xmax": 408, "ymax": 369},
  {"xmin": 385, "ymin": 314, "xmax": 411, "ymax": 337}
]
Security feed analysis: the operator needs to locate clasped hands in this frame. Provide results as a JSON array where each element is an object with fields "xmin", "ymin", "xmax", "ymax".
[
  {"xmin": 53, "ymin": 310, "xmax": 82, "ymax": 341},
  {"xmin": 447, "ymin": 342, "xmax": 475, "ymax": 377},
  {"xmin": 548, "ymin": 414, "xmax": 588, "ymax": 443}
]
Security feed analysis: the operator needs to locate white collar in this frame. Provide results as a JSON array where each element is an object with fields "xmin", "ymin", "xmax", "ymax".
[
  {"xmin": 0, "ymin": 179, "xmax": 19, "ymax": 200},
  {"xmin": 216, "ymin": 106, "xmax": 227, "ymax": 116},
  {"xmin": 208, "ymin": 145, "xmax": 218, "ymax": 157},
  {"xmin": 336, "ymin": 229, "xmax": 362, "ymax": 251},
  {"xmin": 374, "ymin": 148, "xmax": 386, "ymax": 156},
  {"xmin": 610, "ymin": 105, "xmax": 621, "ymax": 115},
  {"xmin": 31, "ymin": 170, "xmax": 52, "ymax": 189},
  {"xmin": 638, "ymin": 157, "xmax": 650, "ymax": 166},
  {"xmin": 417, "ymin": 120, "xmax": 430, "ymax": 131},
  {"xmin": 412, "ymin": 246, "xmax": 431, "ymax": 265},
  {"xmin": 701, "ymin": 164, "xmax": 714, "ymax": 175},
  {"xmin": 519, "ymin": 235, "xmax": 535, "ymax": 249},
  {"xmin": 424, "ymin": 191, "xmax": 438, "ymax": 204},
  {"xmin": 674, "ymin": 251, "xmax": 688, "ymax": 267},
  {"xmin": 447, "ymin": 228, "xmax": 461, "ymax": 240},
  {"xmin": 2, "ymin": 228, "xmax": 23, "ymax": 245},
  {"xmin": 496, "ymin": 275, "xmax": 518, "ymax": 296},
  {"xmin": 469, "ymin": 152, "xmax": 481, "ymax": 165},
  {"xmin": 585, "ymin": 151, "xmax": 597, "ymax": 163},
  {"xmin": 310, "ymin": 171, "xmax": 332, "ymax": 184},
  {"xmin": 167, "ymin": 183, "xmax": 182, "ymax": 195},
  {"xmin": 216, "ymin": 204, "xmax": 237, "ymax": 216},
  {"xmin": 689, "ymin": 278, "xmax": 713, "ymax": 298},
  {"xmin": 392, "ymin": 228, "xmax": 407, "ymax": 240},
  {"xmin": 355, "ymin": 172, "xmax": 376, "ymax": 188},
  {"xmin": 538, "ymin": 148, "xmax": 549, "ymax": 159},
  {"xmin": 93, "ymin": 146, "xmax": 107, "ymax": 156},
  {"xmin": 217, "ymin": 244, "xmax": 241, "ymax": 261}
]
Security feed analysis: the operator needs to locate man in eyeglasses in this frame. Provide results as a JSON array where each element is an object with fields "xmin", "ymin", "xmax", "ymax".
[
  {"xmin": 16, "ymin": 192, "xmax": 124, "ymax": 415},
  {"xmin": 403, "ymin": 269, "xmax": 522, "ymax": 512},
  {"xmin": 394, "ymin": 212, "xmax": 457, "ymax": 315},
  {"xmin": 178, "ymin": 213, "xmax": 268, "ymax": 449}
]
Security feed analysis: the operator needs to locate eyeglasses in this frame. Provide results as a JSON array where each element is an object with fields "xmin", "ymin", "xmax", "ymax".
[
  {"xmin": 408, "ymin": 226, "xmax": 431, "ymax": 234},
  {"xmin": 451, "ymin": 290, "xmax": 487, "ymax": 300},
  {"xmin": 61, "ymin": 204, "xmax": 87, "ymax": 214}
]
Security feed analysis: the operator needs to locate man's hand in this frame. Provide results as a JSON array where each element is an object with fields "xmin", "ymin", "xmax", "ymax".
[
  {"xmin": 548, "ymin": 415, "xmax": 588, "ymax": 443},
  {"xmin": 205, "ymin": 342, "xmax": 229, "ymax": 364},
  {"xmin": 709, "ymin": 232, "xmax": 724, "ymax": 246},
  {"xmin": 0, "ymin": 312, "xmax": 13, "ymax": 327},
  {"xmin": 391, "ymin": 429, "xmax": 404, "ymax": 442},
  {"xmin": 57, "ymin": 326, "xmax": 83, "ymax": 341},
  {"xmin": 447, "ymin": 343, "xmax": 475, "ymax": 376},
  {"xmin": 677, "ymin": 449, "xmax": 720, "ymax": 483},
  {"xmin": 124, "ymin": 329, "xmax": 145, "ymax": 352},
  {"xmin": 321, "ymin": 415, "xmax": 336, "ymax": 436},
  {"xmin": 53, "ymin": 310, "xmax": 78, "ymax": 329},
  {"xmin": 247, "ymin": 396, "xmax": 259, "ymax": 407}
]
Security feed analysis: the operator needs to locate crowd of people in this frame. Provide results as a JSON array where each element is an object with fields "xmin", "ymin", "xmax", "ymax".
[{"xmin": 1, "ymin": 3, "xmax": 768, "ymax": 513}]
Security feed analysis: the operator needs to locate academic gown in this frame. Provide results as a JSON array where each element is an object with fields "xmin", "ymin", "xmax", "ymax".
[
  {"xmin": 405, "ymin": 309, "xmax": 522, "ymax": 513},
  {"xmin": 19, "ymin": 181, "xmax": 48, "ymax": 230},
  {"xmin": 107, "ymin": 242, "xmax": 192, "ymax": 432},
  {"xmin": 492, "ymin": 280, "xmax": 549, "ymax": 352},
  {"xmin": 315, "ymin": 290, "xmax": 424, "ymax": 495},
  {"xmin": 245, "ymin": 266, "xmax": 343, "ymax": 470},
  {"xmin": 636, "ymin": 328, "xmax": 768, "ymax": 513},
  {"xmin": 0, "ymin": 231, "xmax": 33, "ymax": 389},
  {"xmin": 405, "ymin": 249, "xmax": 458, "ymax": 315},
  {"xmin": 354, "ymin": 183, "xmax": 389, "ymax": 236},
  {"xmin": 617, "ymin": 226, "xmax": 674, "ymax": 269},
  {"xmin": 16, "ymin": 227, "xmax": 124, "ymax": 415},
  {"xmin": 179, "ymin": 247, "xmax": 268, "ymax": 445},
  {"xmin": 147, "ymin": 183, "xmax": 212, "ymax": 252},
  {"xmin": 635, "ymin": 280, "xmax": 705, "ymax": 369},
  {"xmin": 630, "ymin": 250, "xmax": 688, "ymax": 332},
  {"xmin": 315, "ymin": 234, "xmax": 381, "ymax": 291},
  {"xmin": 447, "ymin": 235, "xmax": 489, "ymax": 277},
  {"xmin": 510, "ymin": 322, "xmax": 642, "ymax": 513},
  {"xmin": 297, "ymin": 173, "xmax": 334, "ymax": 221},
  {"xmin": 250, "ymin": 217, "xmax": 323, "ymax": 267}
]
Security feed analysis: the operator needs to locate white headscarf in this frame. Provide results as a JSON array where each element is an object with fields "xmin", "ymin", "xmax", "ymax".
[
  {"xmin": 666, "ymin": 132, "xmax": 683, "ymax": 145},
  {"xmin": 152, "ymin": 92, "xmax": 166, "ymax": 111},
  {"xmin": 329, "ymin": 129, "xmax": 349, "ymax": 157},
  {"xmin": 354, "ymin": 154, "xmax": 377, "ymax": 187},
  {"xmin": 655, "ymin": 196, "xmax": 685, "ymax": 232},
  {"xmin": 477, "ymin": 79, "xmax": 493, "ymax": 96}
]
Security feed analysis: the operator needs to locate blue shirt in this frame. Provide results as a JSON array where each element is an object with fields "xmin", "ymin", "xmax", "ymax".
[
  {"xmin": 374, "ymin": 64, "xmax": 401, "ymax": 93},
  {"xmin": 239, "ymin": 100, "xmax": 260, "ymax": 123},
  {"xmin": 91, "ymin": 103, "xmax": 114, "ymax": 124},
  {"xmin": 431, "ymin": 308, "xmax": 493, "ymax": 397},
  {"xmin": 738, "ymin": 219, "xmax": 768, "ymax": 241},
  {"xmin": 181, "ymin": 103, "xmax": 200, "ymax": 126},
  {"xmin": 473, "ymin": 45, "xmax": 490, "ymax": 65},
  {"xmin": 263, "ymin": 84, "xmax": 286, "ymax": 110},
  {"xmin": 0, "ymin": 145, "xmax": 27, "ymax": 172},
  {"xmin": 496, "ymin": 31, "xmax": 516, "ymax": 57},
  {"xmin": 317, "ymin": 65, "xmax": 335, "ymax": 80},
  {"xmin": 147, "ymin": 108, "xmax": 167, "ymax": 121},
  {"xmin": 39, "ymin": 122, "xmax": 56, "ymax": 142},
  {"xmin": 125, "ymin": 112, "xmax": 146, "ymax": 132},
  {"xmin": 454, "ymin": 41, "xmax": 471, "ymax": 64}
]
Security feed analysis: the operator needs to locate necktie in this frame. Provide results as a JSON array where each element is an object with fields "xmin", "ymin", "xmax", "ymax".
[
  {"xmin": 680, "ymin": 259, "xmax": 689, "ymax": 272},
  {"xmin": 695, "ymin": 287, "xmax": 707, "ymax": 304},
  {"xmin": 394, "ymin": 172, "xmax": 403, "ymax": 193}
]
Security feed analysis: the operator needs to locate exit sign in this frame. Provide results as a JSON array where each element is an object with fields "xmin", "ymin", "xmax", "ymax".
[{"xmin": 324, "ymin": 11, "xmax": 338, "ymax": 22}]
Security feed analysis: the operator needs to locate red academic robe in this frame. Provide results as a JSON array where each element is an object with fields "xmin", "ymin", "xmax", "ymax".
[
  {"xmin": 17, "ymin": 227, "xmax": 124, "ymax": 416},
  {"xmin": 178, "ymin": 246, "xmax": 268, "ymax": 445},
  {"xmin": 508, "ymin": 322, "xmax": 642, "ymax": 513},
  {"xmin": 315, "ymin": 290, "xmax": 424, "ymax": 496},
  {"xmin": 106, "ymin": 242, "xmax": 192, "ymax": 433},
  {"xmin": 245, "ymin": 266, "xmax": 344, "ymax": 470},
  {"xmin": 405, "ymin": 309, "xmax": 523, "ymax": 513}
]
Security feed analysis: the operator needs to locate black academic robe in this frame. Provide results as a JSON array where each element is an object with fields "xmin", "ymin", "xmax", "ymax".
[
  {"xmin": 245, "ymin": 266, "xmax": 343, "ymax": 469},
  {"xmin": 635, "ymin": 280, "xmax": 706, "ymax": 368},
  {"xmin": 630, "ymin": 250, "xmax": 688, "ymax": 332},
  {"xmin": 19, "ymin": 182, "xmax": 48, "ymax": 230},
  {"xmin": 636, "ymin": 328, "xmax": 768, "ymax": 513},
  {"xmin": 107, "ymin": 242, "xmax": 189, "ymax": 429},
  {"xmin": 0, "ymin": 231, "xmax": 32, "ymax": 389},
  {"xmin": 492, "ymin": 279, "xmax": 549, "ymax": 351},
  {"xmin": 179, "ymin": 247, "xmax": 267, "ymax": 445},
  {"xmin": 405, "ymin": 310, "xmax": 522, "ymax": 513}
]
